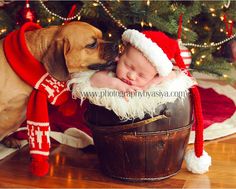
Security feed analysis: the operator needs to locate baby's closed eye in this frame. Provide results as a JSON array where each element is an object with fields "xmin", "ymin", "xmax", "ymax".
[
  {"xmin": 125, "ymin": 62, "xmax": 135, "ymax": 70},
  {"xmin": 138, "ymin": 73, "xmax": 144, "ymax": 78}
]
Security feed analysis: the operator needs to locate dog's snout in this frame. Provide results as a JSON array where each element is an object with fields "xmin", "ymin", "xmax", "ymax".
[
  {"xmin": 112, "ymin": 42, "xmax": 119, "ymax": 52},
  {"xmin": 100, "ymin": 41, "xmax": 119, "ymax": 62},
  {"xmin": 88, "ymin": 60, "xmax": 117, "ymax": 71},
  {"xmin": 88, "ymin": 41, "xmax": 119, "ymax": 71}
]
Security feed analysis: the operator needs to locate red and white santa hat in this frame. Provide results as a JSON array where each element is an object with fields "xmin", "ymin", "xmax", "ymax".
[{"xmin": 122, "ymin": 29, "xmax": 211, "ymax": 174}]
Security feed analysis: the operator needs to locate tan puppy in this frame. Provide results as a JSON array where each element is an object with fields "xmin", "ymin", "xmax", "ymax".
[{"xmin": 0, "ymin": 21, "xmax": 116, "ymax": 147}]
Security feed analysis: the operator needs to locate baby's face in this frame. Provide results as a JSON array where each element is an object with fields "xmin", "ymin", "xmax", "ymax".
[{"xmin": 116, "ymin": 45, "xmax": 157, "ymax": 87}]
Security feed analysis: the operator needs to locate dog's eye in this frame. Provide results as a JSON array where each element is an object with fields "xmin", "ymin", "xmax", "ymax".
[{"xmin": 86, "ymin": 40, "xmax": 98, "ymax": 49}]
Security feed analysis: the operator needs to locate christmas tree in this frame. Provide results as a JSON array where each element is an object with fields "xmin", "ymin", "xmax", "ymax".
[{"xmin": 0, "ymin": 0, "xmax": 235, "ymax": 82}]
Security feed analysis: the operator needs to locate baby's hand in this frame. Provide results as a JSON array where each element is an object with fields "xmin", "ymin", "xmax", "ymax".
[
  {"xmin": 90, "ymin": 71, "xmax": 113, "ymax": 88},
  {"xmin": 115, "ymin": 81, "xmax": 140, "ymax": 93},
  {"xmin": 90, "ymin": 71, "xmax": 140, "ymax": 101},
  {"xmin": 91, "ymin": 71, "xmax": 140, "ymax": 92},
  {"xmin": 113, "ymin": 80, "xmax": 142, "ymax": 101},
  {"xmin": 142, "ymin": 71, "xmax": 177, "ymax": 90}
]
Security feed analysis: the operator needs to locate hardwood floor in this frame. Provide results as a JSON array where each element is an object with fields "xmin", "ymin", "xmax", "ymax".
[{"xmin": 0, "ymin": 133, "xmax": 236, "ymax": 188}]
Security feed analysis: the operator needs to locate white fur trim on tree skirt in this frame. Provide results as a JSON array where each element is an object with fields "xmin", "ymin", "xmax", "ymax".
[
  {"xmin": 184, "ymin": 149, "xmax": 212, "ymax": 174},
  {"xmin": 50, "ymin": 128, "xmax": 93, "ymax": 148},
  {"xmin": 122, "ymin": 29, "xmax": 173, "ymax": 77},
  {"xmin": 68, "ymin": 70, "xmax": 196, "ymax": 120}
]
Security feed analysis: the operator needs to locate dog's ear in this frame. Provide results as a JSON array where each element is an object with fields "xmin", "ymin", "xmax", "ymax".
[{"xmin": 42, "ymin": 38, "xmax": 70, "ymax": 81}]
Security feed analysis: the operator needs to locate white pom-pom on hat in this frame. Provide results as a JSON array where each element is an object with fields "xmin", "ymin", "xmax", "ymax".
[{"xmin": 185, "ymin": 149, "xmax": 212, "ymax": 174}]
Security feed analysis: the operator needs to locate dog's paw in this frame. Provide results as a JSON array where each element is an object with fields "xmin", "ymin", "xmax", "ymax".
[{"xmin": 1, "ymin": 136, "xmax": 22, "ymax": 149}]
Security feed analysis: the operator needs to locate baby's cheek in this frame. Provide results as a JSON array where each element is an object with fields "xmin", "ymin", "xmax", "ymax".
[
  {"xmin": 116, "ymin": 69, "xmax": 123, "ymax": 80},
  {"xmin": 117, "ymin": 64, "xmax": 126, "ymax": 77},
  {"xmin": 135, "ymin": 78, "xmax": 148, "ymax": 87}
]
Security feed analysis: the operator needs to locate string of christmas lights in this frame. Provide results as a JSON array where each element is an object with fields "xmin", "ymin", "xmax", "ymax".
[
  {"xmin": 39, "ymin": 0, "xmax": 82, "ymax": 21},
  {"xmin": 95, "ymin": 0, "xmax": 127, "ymax": 30},
  {"xmin": 183, "ymin": 34, "xmax": 236, "ymax": 47},
  {"xmin": 224, "ymin": 0, "xmax": 231, "ymax": 9},
  {"xmin": 96, "ymin": 0, "xmax": 236, "ymax": 48}
]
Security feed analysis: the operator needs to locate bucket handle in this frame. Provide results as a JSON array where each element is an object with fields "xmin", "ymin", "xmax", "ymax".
[{"xmin": 87, "ymin": 114, "xmax": 168, "ymax": 133}]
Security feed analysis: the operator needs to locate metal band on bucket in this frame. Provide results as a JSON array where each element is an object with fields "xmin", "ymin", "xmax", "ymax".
[{"xmin": 87, "ymin": 114, "xmax": 168, "ymax": 133}]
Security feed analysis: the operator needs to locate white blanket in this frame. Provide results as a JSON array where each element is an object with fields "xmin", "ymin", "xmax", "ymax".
[{"xmin": 68, "ymin": 70, "xmax": 196, "ymax": 120}]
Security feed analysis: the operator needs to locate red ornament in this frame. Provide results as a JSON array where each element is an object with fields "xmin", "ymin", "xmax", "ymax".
[
  {"xmin": 175, "ymin": 14, "xmax": 192, "ymax": 69},
  {"xmin": 172, "ymin": 39, "xmax": 192, "ymax": 69},
  {"xmin": 16, "ymin": 0, "xmax": 36, "ymax": 26}
]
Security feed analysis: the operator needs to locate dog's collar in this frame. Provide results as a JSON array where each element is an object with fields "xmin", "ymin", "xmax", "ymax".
[{"xmin": 3, "ymin": 22, "xmax": 45, "ymax": 87}]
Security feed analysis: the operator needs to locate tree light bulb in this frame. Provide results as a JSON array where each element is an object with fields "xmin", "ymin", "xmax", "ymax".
[
  {"xmin": 184, "ymin": 27, "xmax": 189, "ymax": 31},
  {"xmin": 1, "ymin": 28, "xmax": 7, "ymax": 33},
  {"xmin": 209, "ymin": 8, "xmax": 215, "ymax": 12},
  {"xmin": 191, "ymin": 48, "xmax": 195, "ymax": 54},
  {"xmin": 220, "ymin": 16, "xmax": 224, "ymax": 21},
  {"xmin": 141, "ymin": 21, "xmax": 145, "ymax": 27},
  {"xmin": 204, "ymin": 25, "xmax": 210, "ymax": 31}
]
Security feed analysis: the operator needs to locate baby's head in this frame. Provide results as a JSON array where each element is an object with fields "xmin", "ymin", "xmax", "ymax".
[
  {"xmin": 116, "ymin": 29, "xmax": 176, "ymax": 87},
  {"xmin": 116, "ymin": 44, "xmax": 158, "ymax": 87}
]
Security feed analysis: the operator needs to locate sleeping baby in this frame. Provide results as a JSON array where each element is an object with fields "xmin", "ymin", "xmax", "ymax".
[{"xmin": 90, "ymin": 29, "xmax": 177, "ymax": 95}]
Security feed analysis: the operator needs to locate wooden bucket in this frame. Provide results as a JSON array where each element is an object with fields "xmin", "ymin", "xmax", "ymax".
[{"xmin": 85, "ymin": 95, "xmax": 193, "ymax": 181}]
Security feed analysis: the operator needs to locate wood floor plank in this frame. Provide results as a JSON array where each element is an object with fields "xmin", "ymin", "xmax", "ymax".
[{"xmin": 0, "ymin": 133, "xmax": 236, "ymax": 188}]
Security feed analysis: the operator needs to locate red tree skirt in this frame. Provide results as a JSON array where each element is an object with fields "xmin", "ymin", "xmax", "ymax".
[
  {"xmin": 192, "ymin": 87, "xmax": 235, "ymax": 130},
  {"xmin": 189, "ymin": 81, "xmax": 236, "ymax": 143}
]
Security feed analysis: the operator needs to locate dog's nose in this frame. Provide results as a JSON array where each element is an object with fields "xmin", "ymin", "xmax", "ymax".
[
  {"xmin": 102, "ymin": 41, "xmax": 119, "ymax": 61},
  {"xmin": 88, "ymin": 60, "xmax": 117, "ymax": 71},
  {"xmin": 112, "ymin": 42, "xmax": 119, "ymax": 52}
]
